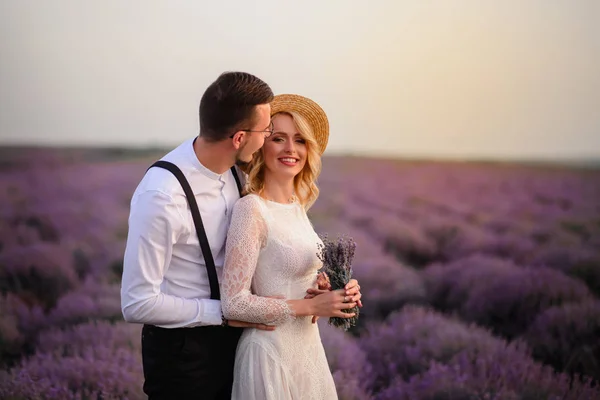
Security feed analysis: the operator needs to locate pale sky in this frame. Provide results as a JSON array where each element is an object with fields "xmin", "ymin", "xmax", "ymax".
[{"xmin": 1, "ymin": 1, "xmax": 599, "ymax": 161}]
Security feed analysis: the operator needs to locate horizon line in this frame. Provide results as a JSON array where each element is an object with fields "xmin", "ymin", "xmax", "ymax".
[{"xmin": 1, "ymin": 143, "xmax": 599, "ymax": 170}]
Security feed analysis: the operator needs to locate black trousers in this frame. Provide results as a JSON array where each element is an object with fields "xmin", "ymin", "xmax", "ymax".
[{"xmin": 141, "ymin": 324, "xmax": 243, "ymax": 400}]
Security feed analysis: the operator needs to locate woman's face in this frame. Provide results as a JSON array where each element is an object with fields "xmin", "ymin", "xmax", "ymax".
[{"xmin": 262, "ymin": 113, "xmax": 307, "ymax": 180}]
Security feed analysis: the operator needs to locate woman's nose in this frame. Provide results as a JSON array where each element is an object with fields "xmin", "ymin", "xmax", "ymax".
[{"xmin": 284, "ymin": 140, "xmax": 296, "ymax": 153}]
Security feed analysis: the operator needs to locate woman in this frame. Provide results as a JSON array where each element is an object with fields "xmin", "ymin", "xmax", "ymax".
[{"xmin": 220, "ymin": 94, "xmax": 360, "ymax": 399}]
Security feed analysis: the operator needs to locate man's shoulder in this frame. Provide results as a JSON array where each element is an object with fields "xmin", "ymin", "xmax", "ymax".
[
  {"xmin": 141, "ymin": 165, "xmax": 183, "ymax": 195},
  {"xmin": 134, "ymin": 140, "xmax": 194, "ymax": 198}
]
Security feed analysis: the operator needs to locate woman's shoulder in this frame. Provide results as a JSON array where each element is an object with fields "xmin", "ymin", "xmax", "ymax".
[{"xmin": 233, "ymin": 193, "xmax": 266, "ymax": 214}]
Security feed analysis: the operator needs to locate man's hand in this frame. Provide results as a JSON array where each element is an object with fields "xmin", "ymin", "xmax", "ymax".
[{"xmin": 226, "ymin": 320, "xmax": 276, "ymax": 331}]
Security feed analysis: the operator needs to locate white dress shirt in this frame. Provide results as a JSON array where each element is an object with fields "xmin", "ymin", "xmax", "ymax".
[{"xmin": 121, "ymin": 137, "xmax": 244, "ymax": 328}]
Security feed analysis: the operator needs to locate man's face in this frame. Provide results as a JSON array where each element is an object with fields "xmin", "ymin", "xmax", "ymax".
[{"xmin": 235, "ymin": 103, "xmax": 271, "ymax": 166}]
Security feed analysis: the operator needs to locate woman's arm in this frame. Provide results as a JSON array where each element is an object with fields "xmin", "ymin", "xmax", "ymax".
[{"xmin": 221, "ymin": 196, "xmax": 294, "ymax": 325}]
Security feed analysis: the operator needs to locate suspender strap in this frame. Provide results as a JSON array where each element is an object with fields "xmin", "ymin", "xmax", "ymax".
[
  {"xmin": 230, "ymin": 166, "xmax": 243, "ymax": 195},
  {"xmin": 147, "ymin": 160, "xmax": 245, "ymax": 300}
]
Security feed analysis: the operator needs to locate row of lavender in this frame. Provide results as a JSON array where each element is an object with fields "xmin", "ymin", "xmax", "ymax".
[
  {"xmin": 312, "ymin": 157, "xmax": 600, "ymax": 399},
  {"xmin": 1, "ymin": 152, "xmax": 599, "ymax": 399},
  {"xmin": 1, "ymin": 158, "xmax": 147, "ymax": 399}
]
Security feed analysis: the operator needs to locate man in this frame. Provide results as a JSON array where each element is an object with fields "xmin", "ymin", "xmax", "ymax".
[{"xmin": 121, "ymin": 71, "xmax": 361, "ymax": 400}]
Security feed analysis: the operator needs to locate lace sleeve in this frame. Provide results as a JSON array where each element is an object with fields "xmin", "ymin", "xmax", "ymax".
[{"xmin": 221, "ymin": 196, "xmax": 294, "ymax": 325}]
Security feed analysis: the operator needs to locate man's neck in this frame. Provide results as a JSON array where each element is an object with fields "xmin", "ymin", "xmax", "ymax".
[{"xmin": 193, "ymin": 136, "xmax": 234, "ymax": 175}]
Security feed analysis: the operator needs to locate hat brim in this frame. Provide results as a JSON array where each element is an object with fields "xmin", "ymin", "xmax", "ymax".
[{"xmin": 270, "ymin": 94, "xmax": 329, "ymax": 155}]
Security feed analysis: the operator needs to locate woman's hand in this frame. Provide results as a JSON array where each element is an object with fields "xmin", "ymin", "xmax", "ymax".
[
  {"xmin": 288, "ymin": 288, "xmax": 356, "ymax": 320},
  {"xmin": 308, "ymin": 289, "xmax": 357, "ymax": 318},
  {"xmin": 304, "ymin": 278, "xmax": 362, "ymax": 323},
  {"xmin": 305, "ymin": 278, "xmax": 362, "ymax": 306}
]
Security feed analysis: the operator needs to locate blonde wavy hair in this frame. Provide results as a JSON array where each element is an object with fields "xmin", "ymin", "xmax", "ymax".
[{"xmin": 243, "ymin": 111, "xmax": 322, "ymax": 210}]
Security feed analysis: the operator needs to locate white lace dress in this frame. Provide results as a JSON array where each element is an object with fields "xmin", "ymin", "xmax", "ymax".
[{"xmin": 221, "ymin": 194, "xmax": 338, "ymax": 400}]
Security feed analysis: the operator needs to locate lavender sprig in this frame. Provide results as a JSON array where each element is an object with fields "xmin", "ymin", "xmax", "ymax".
[{"xmin": 317, "ymin": 234, "xmax": 359, "ymax": 331}]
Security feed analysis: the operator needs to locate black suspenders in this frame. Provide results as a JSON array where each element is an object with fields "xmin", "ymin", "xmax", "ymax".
[{"xmin": 147, "ymin": 161, "xmax": 243, "ymax": 300}]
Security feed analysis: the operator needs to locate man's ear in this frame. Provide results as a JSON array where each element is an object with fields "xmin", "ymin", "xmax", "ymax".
[{"xmin": 231, "ymin": 131, "xmax": 246, "ymax": 150}]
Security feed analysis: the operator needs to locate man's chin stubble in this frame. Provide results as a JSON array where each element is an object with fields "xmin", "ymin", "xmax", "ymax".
[{"xmin": 235, "ymin": 157, "xmax": 250, "ymax": 168}]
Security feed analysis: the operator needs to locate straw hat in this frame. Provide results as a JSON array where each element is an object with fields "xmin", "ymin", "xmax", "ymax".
[{"xmin": 270, "ymin": 94, "xmax": 329, "ymax": 155}]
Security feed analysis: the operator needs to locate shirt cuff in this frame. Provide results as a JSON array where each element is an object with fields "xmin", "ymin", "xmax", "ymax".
[{"xmin": 198, "ymin": 299, "xmax": 223, "ymax": 326}]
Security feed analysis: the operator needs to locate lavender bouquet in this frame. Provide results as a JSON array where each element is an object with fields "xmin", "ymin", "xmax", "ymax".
[{"xmin": 316, "ymin": 234, "xmax": 359, "ymax": 331}]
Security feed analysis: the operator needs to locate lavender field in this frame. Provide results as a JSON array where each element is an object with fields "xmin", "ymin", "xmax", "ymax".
[{"xmin": 1, "ymin": 147, "xmax": 599, "ymax": 400}]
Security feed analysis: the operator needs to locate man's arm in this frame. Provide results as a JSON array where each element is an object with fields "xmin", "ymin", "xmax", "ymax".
[{"xmin": 120, "ymin": 189, "xmax": 222, "ymax": 328}]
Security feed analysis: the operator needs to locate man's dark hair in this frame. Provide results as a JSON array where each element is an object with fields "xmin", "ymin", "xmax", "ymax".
[{"xmin": 199, "ymin": 71, "xmax": 274, "ymax": 142}]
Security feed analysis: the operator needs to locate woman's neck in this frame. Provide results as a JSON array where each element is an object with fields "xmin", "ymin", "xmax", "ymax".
[{"xmin": 261, "ymin": 174, "xmax": 295, "ymax": 204}]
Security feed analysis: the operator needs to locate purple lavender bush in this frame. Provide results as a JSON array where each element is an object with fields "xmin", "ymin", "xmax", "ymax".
[
  {"xmin": 568, "ymin": 257, "xmax": 600, "ymax": 297},
  {"xmin": 530, "ymin": 242, "xmax": 596, "ymax": 272},
  {"xmin": 6, "ymin": 292, "xmax": 47, "ymax": 345},
  {"xmin": 0, "ymin": 243, "xmax": 80, "ymax": 310},
  {"xmin": 0, "ymin": 294, "xmax": 24, "ymax": 367},
  {"xmin": 377, "ymin": 343, "xmax": 600, "ymax": 400},
  {"xmin": 352, "ymin": 258, "xmax": 427, "ymax": 323},
  {"xmin": 531, "ymin": 244, "xmax": 600, "ymax": 297},
  {"xmin": 0, "ymin": 151, "xmax": 154, "ymax": 397},
  {"xmin": 358, "ymin": 305, "xmax": 526, "ymax": 392},
  {"xmin": 419, "ymin": 214, "xmax": 494, "ymax": 262},
  {"xmin": 424, "ymin": 254, "xmax": 595, "ymax": 339},
  {"xmin": 34, "ymin": 320, "xmax": 142, "ymax": 359},
  {"xmin": 0, "ymin": 345, "xmax": 144, "ymax": 400},
  {"xmin": 423, "ymin": 254, "xmax": 522, "ymax": 313},
  {"xmin": 3, "ymin": 214, "xmax": 60, "ymax": 245},
  {"xmin": 376, "ymin": 217, "xmax": 438, "ymax": 267},
  {"xmin": 477, "ymin": 233, "xmax": 537, "ymax": 264},
  {"xmin": 319, "ymin": 320, "xmax": 375, "ymax": 400},
  {"xmin": 46, "ymin": 280, "xmax": 122, "ymax": 328},
  {"xmin": 522, "ymin": 300, "xmax": 600, "ymax": 382},
  {"xmin": 0, "ymin": 278, "xmax": 124, "ymax": 368},
  {"xmin": 462, "ymin": 266, "xmax": 593, "ymax": 339}
]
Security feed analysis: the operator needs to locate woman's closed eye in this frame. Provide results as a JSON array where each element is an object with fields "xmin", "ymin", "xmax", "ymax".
[{"xmin": 272, "ymin": 137, "xmax": 305, "ymax": 143}]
